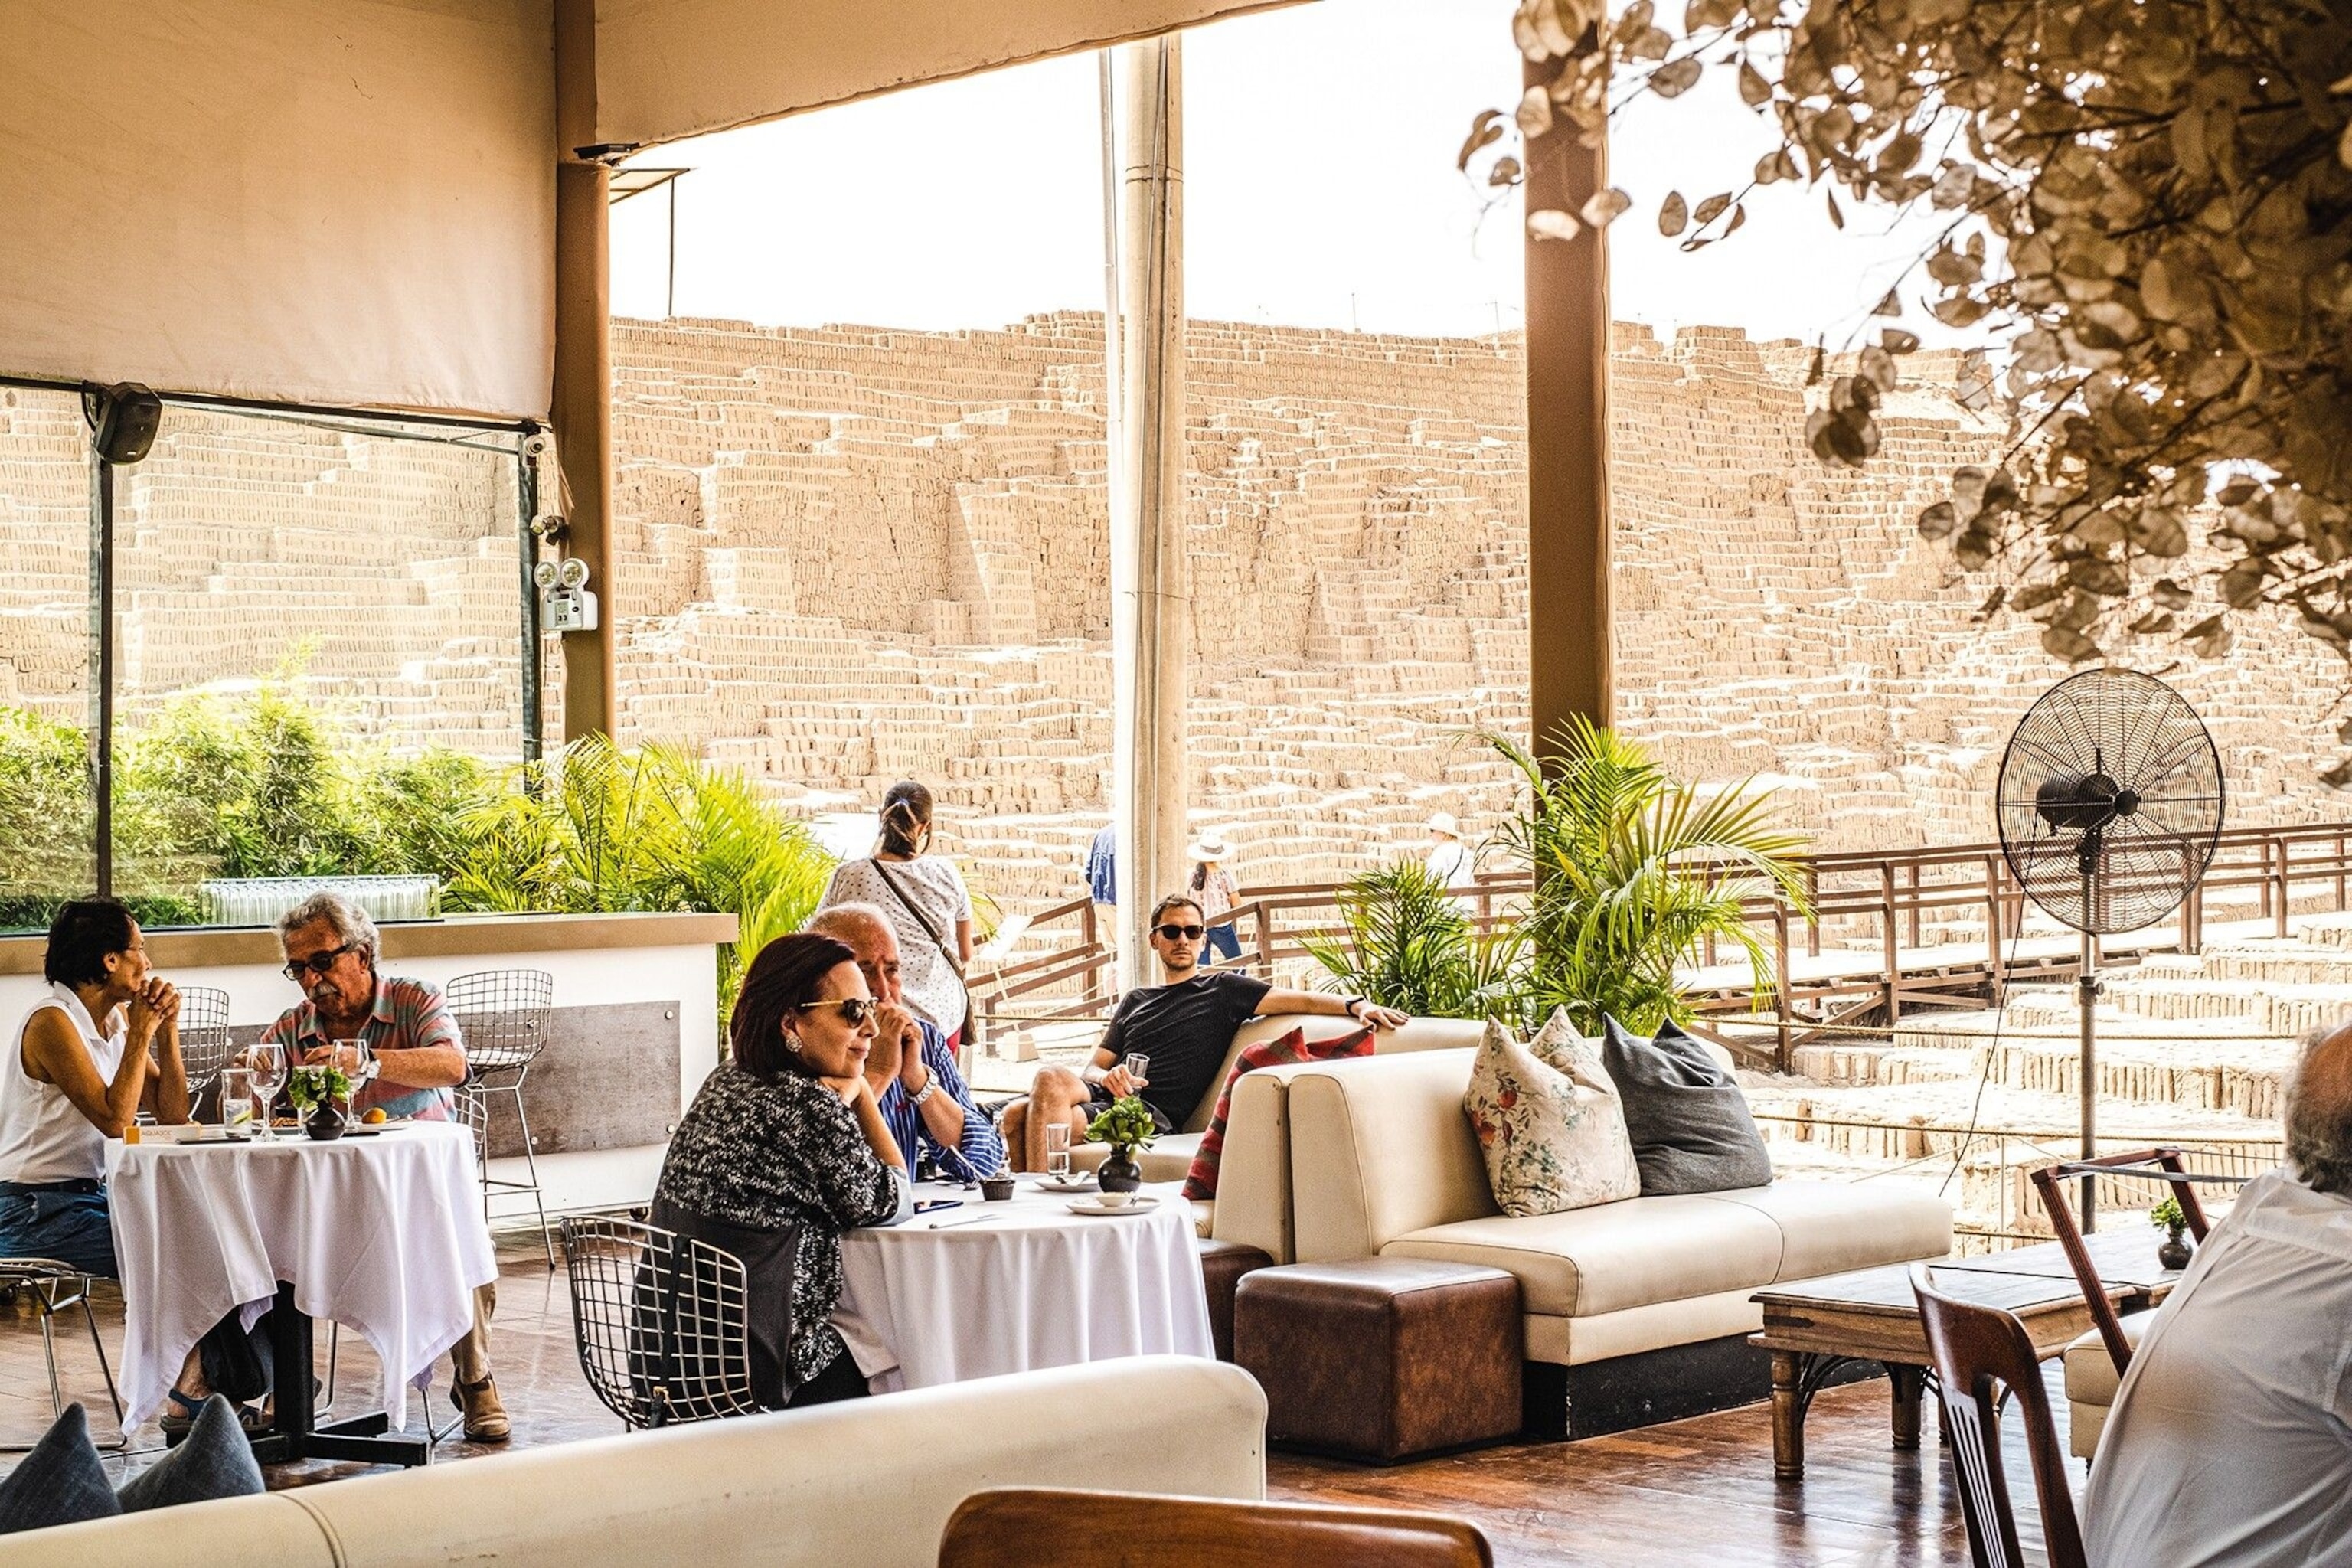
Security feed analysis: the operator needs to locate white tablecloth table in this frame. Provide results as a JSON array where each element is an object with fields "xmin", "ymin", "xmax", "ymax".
[
  {"xmin": 105, "ymin": 1122, "xmax": 496, "ymax": 1453},
  {"xmin": 834, "ymin": 1178, "xmax": 1212, "ymax": 1393}
]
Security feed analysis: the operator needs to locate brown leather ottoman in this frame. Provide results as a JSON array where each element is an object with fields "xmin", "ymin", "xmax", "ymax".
[
  {"xmin": 1197, "ymin": 1237, "xmax": 1274, "ymax": 1363},
  {"xmin": 1234, "ymin": 1257, "xmax": 1523, "ymax": 1462}
]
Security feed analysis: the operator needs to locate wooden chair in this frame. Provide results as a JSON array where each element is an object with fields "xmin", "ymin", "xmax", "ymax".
[
  {"xmin": 2028, "ymin": 1147, "xmax": 2210, "ymax": 1378},
  {"xmin": 1910, "ymin": 1264, "xmax": 2086, "ymax": 1568},
  {"xmin": 938, "ymin": 1488, "xmax": 1493, "ymax": 1568}
]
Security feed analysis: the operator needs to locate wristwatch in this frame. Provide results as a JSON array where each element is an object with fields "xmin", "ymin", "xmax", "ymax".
[
  {"xmin": 908, "ymin": 1073, "xmax": 939, "ymax": 1107},
  {"xmin": 1344, "ymin": 996, "xmax": 1369, "ymax": 1021}
]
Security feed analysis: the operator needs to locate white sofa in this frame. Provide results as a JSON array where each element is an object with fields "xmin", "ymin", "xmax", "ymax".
[
  {"xmin": 9, "ymin": 1357, "xmax": 1266, "ymax": 1567},
  {"xmin": 1270, "ymin": 1047, "xmax": 1952, "ymax": 1372}
]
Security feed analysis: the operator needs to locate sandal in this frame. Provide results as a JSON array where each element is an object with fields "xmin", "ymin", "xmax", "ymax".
[{"xmin": 159, "ymin": 1390, "xmax": 268, "ymax": 1443}]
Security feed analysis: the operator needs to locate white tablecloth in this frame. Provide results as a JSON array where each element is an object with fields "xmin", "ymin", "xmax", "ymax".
[
  {"xmin": 834, "ymin": 1179, "xmax": 1212, "ymax": 1393},
  {"xmin": 104, "ymin": 1122, "xmax": 497, "ymax": 1428}
]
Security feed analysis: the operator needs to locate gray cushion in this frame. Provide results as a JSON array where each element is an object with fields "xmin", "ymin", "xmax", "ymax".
[
  {"xmin": 1599, "ymin": 1016, "xmax": 1773, "ymax": 1196},
  {"xmin": 0, "ymin": 1401, "xmax": 121, "ymax": 1535},
  {"xmin": 116, "ymin": 1394, "xmax": 266, "ymax": 1513}
]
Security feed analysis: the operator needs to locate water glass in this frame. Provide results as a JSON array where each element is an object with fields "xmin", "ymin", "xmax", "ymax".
[
  {"xmin": 220, "ymin": 1067, "xmax": 255, "ymax": 1132},
  {"xmin": 247, "ymin": 1044, "xmax": 287, "ymax": 1139},
  {"xmin": 1122, "ymin": 1053, "xmax": 1151, "ymax": 1089},
  {"xmin": 1045, "ymin": 1121, "xmax": 1071, "ymax": 1181}
]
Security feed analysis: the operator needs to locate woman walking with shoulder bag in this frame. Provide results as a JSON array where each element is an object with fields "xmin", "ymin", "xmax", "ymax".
[{"xmin": 815, "ymin": 781, "xmax": 975, "ymax": 1051}]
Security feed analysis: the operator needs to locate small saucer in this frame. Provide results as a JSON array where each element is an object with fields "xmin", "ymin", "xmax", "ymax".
[
  {"xmin": 1067, "ymin": 1196, "xmax": 1157, "ymax": 1217},
  {"xmin": 1035, "ymin": 1174, "xmax": 1099, "ymax": 1193}
]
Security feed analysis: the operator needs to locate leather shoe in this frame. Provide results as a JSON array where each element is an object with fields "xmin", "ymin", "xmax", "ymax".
[{"xmin": 452, "ymin": 1374, "xmax": 510, "ymax": 1442}]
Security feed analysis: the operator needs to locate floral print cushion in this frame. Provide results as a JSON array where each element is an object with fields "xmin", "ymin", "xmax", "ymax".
[{"xmin": 1463, "ymin": 1017, "xmax": 1641, "ymax": 1219}]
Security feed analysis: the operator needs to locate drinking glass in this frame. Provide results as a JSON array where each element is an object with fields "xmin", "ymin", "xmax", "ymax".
[
  {"xmin": 1122, "ymin": 1053, "xmax": 1151, "ymax": 1090},
  {"xmin": 247, "ymin": 1044, "xmax": 286, "ymax": 1140},
  {"xmin": 220, "ymin": 1067, "xmax": 255, "ymax": 1133},
  {"xmin": 336, "ymin": 1038, "xmax": 376, "ymax": 1083},
  {"xmin": 1044, "ymin": 1121, "xmax": 1071, "ymax": 1182}
]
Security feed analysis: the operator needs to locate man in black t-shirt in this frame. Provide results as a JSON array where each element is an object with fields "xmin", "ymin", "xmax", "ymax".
[{"xmin": 1001, "ymin": 893, "xmax": 1407, "ymax": 1170}]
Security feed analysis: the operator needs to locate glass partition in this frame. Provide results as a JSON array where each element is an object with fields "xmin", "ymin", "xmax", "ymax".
[{"xmin": 0, "ymin": 386, "xmax": 97, "ymax": 930}]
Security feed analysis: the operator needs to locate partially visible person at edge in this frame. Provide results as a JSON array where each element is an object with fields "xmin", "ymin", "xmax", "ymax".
[
  {"xmin": 255, "ymin": 892, "xmax": 508, "ymax": 1442},
  {"xmin": 1187, "ymin": 831, "xmax": 1242, "ymax": 966},
  {"xmin": 652, "ymin": 933, "xmax": 911, "ymax": 1408},
  {"xmin": 1086, "ymin": 818, "xmax": 1118, "ymax": 935},
  {"xmin": 2083, "ymin": 1018, "xmax": 2352, "ymax": 1567},
  {"xmin": 816, "ymin": 780, "xmax": 975, "ymax": 1052},
  {"xmin": 808, "ymin": 904, "xmax": 1004, "ymax": 1179},
  {"xmin": 1001, "ymin": 893, "xmax": 1410, "ymax": 1170}
]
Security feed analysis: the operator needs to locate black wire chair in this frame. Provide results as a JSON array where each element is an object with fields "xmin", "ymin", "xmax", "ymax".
[
  {"xmin": 447, "ymin": 969, "xmax": 556, "ymax": 1266},
  {"xmin": 560, "ymin": 1216, "xmax": 762, "ymax": 1430},
  {"xmin": 0, "ymin": 1259, "xmax": 126, "ymax": 1452},
  {"xmin": 175, "ymin": 985, "xmax": 234, "ymax": 1101}
]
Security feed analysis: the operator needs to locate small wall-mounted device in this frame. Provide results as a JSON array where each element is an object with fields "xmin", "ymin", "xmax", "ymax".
[
  {"xmin": 534, "ymin": 556, "xmax": 598, "ymax": 632},
  {"xmin": 82, "ymin": 382, "xmax": 163, "ymax": 465}
]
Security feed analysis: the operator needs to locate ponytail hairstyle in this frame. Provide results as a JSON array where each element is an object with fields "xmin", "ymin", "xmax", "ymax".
[
  {"xmin": 877, "ymin": 779, "xmax": 935, "ymax": 858},
  {"xmin": 1191, "ymin": 861, "xmax": 1207, "ymax": 893}
]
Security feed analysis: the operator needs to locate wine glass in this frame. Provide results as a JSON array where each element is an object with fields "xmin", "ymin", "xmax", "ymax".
[
  {"xmin": 247, "ymin": 1044, "xmax": 286, "ymax": 1140},
  {"xmin": 335, "ymin": 1038, "xmax": 374, "ymax": 1119}
]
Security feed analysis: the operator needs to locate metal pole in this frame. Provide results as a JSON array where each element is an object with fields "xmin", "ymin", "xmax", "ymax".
[
  {"xmin": 2079, "ymin": 868, "xmax": 2098, "ymax": 1233},
  {"xmin": 92, "ymin": 459, "xmax": 115, "ymax": 898},
  {"xmin": 666, "ymin": 175, "xmax": 678, "ymax": 320}
]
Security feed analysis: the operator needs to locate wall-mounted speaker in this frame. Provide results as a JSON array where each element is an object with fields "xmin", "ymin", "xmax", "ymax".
[{"xmin": 81, "ymin": 382, "xmax": 162, "ymax": 465}]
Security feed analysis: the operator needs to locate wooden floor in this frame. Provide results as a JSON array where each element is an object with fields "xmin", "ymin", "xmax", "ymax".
[{"xmin": 2, "ymin": 1233, "xmax": 2063, "ymax": 1564}]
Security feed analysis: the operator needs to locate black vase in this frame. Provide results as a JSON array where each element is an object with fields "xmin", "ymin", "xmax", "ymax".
[
  {"xmin": 2157, "ymin": 1232, "xmax": 2192, "ymax": 1271},
  {"xmin": 1097, "ymin": 1149, "xmax": 1142, "ymax": 1193},
  {"xmin": 304, "ymin": 1102, "xmax": 348, "ymax": 1142}
]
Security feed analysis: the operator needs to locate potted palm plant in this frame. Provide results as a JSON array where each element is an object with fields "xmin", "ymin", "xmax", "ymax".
[{"xmin": 1085, "ymin": 1096, "xmax": 1158, "ymax": 1194}]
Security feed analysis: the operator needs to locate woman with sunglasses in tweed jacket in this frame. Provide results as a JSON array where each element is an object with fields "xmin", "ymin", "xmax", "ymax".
[{"xmin": 652, "ymin": 933, "xmax": 911, "ymax": 1407}]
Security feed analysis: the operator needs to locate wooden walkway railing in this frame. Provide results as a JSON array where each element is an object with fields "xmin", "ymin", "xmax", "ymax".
[{"xmin": 969, "ymin": 822, "xmax": 2352, "ymax": 1068}]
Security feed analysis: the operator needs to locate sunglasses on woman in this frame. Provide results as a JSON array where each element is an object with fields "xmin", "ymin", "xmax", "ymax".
[
  {"xmin": 1154, "ymin": 923, "xmax": 1206, "ymax": 941},
  {"xmin": 794, "ymin": 998, "xmax": 879, "ymax": 1025}
]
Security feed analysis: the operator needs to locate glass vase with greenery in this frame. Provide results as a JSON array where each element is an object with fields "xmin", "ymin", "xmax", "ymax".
[{"xmin": 1086, "ymin": 1094, "xmax": 1158, "ymax": 1194}]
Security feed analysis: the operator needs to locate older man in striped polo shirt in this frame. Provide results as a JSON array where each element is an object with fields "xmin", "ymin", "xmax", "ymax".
[{"xmin": 260, "ymin": 891, "xmax": 507, "ymax": 1442}]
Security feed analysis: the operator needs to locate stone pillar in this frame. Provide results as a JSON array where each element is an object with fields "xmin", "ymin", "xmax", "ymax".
[
  {"xmin": 1523, "ymin": 70, "xmax": 1612, "ymax": 747},
  {"xmin": 554, "ymin": 0, "xmax": 616, "ymax": 743},
  {"xmin": 1111, "ymin": 34, "xmax": 1187, "ymax": 993}
]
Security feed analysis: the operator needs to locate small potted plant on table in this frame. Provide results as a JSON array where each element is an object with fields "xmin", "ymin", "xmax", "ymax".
[
  {"xmin": 288, "ymin": 1064, "xmax": 354, "ymax": 1142},
  {"xmin": 2150, "ymin": 1197, "xmax": 2193, "ymax": 1270},
  {"xmin": 1085, "ymin": 1096, "xmax": 1158, "ymax": 1194}
]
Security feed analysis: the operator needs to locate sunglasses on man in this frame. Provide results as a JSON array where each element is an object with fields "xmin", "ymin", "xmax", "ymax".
[
  {"xmin": 281, "ymin": 942, "xmax": 357, "ymax": 982},
  {"xmin": 795, "ymin": 998, "xmax": 880, "ymax": 1025},
  {"xmin": 1155, "ymin": 923, "xmax": 1207, "ymax": 941}
]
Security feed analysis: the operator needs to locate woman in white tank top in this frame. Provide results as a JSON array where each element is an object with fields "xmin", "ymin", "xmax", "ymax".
[{"xmin": 0, "ymin": 900, "xmax": 191, "ymax": 1279}]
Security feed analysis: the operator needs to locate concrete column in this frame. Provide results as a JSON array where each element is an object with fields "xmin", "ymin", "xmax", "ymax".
[
  {"xmin": 1524, "ymin": 72, "xmax": 1613, "ymax": 746},
  {"xmin": 554, "ymin": 0, "xmax": 617, "ymax": 742},
  {"xmin": 1111, "ymin": 34, "xmax": 1187, "ymax": 992}
]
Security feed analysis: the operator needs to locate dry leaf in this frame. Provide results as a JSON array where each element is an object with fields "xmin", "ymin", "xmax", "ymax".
[
  {"xmin": 1527, "ymin": 208, "xmax": 1583, "ymax": 241},
  {"xmin": 1658, "ymin": 191, "xmax": 1689, "ymax": 237},
  {"xmin": 1457, "ymin": 109, "xmax": 1506, "ymax": 173},
  {"xmin": 1579, "ymin": 187, "xmax": 1633, "ymax": 229}
]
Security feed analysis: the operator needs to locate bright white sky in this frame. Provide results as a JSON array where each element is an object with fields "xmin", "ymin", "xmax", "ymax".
[{"xmin": 612, "ymin": 0, "xmax": 1965, "ymax": 350}]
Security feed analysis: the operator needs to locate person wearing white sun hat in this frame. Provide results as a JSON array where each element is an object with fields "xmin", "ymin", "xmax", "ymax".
[
  {"xmin": 1186, "ymin": 831, "xmax": 1242, "ymax": 965},
  {"xmin": 1425, "ymin": 812, "xmax": 1475, "ymax": 903}
]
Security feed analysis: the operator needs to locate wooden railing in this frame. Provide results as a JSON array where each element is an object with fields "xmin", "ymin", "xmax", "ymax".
[{"xmin": 969, "ymin": 822, "xmax": 2352, "ymax": 1067}]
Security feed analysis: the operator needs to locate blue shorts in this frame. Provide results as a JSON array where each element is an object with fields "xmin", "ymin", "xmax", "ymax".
[{"xmin": 0, "ymin": 1184, "xmax": 117, "ymax": 1279}]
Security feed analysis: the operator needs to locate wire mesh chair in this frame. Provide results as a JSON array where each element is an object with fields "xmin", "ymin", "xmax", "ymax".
[
  {"xmin": 446, "ymin": 969, "xmax": 556, "ymax": 1267},
  {"xmin": 175, "ymin": 985, "xmax": 234, "ymax": 1100},
  {"xmin": 1910, "ymin": 1263, "xmax": 2088, "ymax": 1568},
  {"xmin": 0, "ymin": 1259, "xmax": 126, "ymax": 1452},
  {"xmin": 560, "ymin": 1217, "xmax": 761, "ymax": 1430}
]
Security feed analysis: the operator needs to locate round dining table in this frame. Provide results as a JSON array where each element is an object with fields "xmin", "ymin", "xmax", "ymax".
[
  {"xmin": 104, "ymin": 1120, "xmax": 495, "ymax": 1465},
  {"xmin": 831, "ymin": 1178, "xmax": 1213, "ymax": 1393}
]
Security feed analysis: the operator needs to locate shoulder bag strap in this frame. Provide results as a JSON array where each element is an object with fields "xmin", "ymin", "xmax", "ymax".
[{"xmin": 868, "ymin": 858, "xmax": 965, "ymax": 979}]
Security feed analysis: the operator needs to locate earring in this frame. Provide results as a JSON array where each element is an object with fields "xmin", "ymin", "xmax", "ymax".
[{"xmin": 784, "ymin": 1033, "xmax": 802, "ymax": 1055}]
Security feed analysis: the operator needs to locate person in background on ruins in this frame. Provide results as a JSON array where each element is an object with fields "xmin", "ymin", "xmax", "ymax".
[
  {"xmin": 2081, "ymin": 1018, "xmax": 2352, "ymax": 1566},
  {"xmin": 807, "ymin": 903, "xmax": 1002, "ymax": 1179},
  {"xmin": 1424, "ymin": 812, "xmax": 1474, "ymax": 890},
  {"xmin": 1085, "ymin": 819, "xmax": 1118, "ymax": 954},
  {"xmin": 1187, "ymin": 832, "xmax": 1242, "ymax": 965},
  {"xmin": 817, "ymin": 781, "xmax": 975, "ymax": 1054},
  {"xmin": 1001, "ymin": 893, "xmax": 1410, "ymax": 1171}
]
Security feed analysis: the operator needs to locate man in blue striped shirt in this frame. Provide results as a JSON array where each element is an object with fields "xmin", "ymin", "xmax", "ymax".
[{"xmin": 808, "ymin": 905, "xmax": 1004, "ymax": 1180}]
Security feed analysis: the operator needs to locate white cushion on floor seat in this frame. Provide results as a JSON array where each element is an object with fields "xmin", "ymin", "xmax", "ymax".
[{"xmin": 2065, "ymin": 1311, "xmax": 2151, "ymax": 1458}]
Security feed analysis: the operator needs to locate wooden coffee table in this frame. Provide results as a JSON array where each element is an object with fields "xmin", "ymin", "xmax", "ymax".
[{"xmin": 1749, "ymin": 1230, "xmax": 2180, "ymax": 1481}]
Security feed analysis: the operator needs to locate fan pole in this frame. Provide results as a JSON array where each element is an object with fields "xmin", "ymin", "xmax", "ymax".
[{"xmin": 2078, "ymin": 874, "xmax": 2098, "ymax": 1233}]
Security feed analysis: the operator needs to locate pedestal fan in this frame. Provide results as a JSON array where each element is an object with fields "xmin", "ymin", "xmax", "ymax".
[{"xmin": 1994, "ymin": 668, "xmax": 2225, "ymax": 1229}]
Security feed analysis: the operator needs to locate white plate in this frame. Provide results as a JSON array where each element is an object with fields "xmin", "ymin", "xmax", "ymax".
[
  {"xmin": 1035, "ymin": 1175, "xmax": 1099, "ymax": 1193},
  {"xmin": 1067, "ymin": 1196, "xmax": 1157, "ymax": 1217}
]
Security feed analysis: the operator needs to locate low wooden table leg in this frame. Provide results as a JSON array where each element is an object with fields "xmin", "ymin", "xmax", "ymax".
[
  {"xmin": 1770, "ymin": 1350, "xmax": 1805, "ymax": 1481},
  {"xmin": 1886, "ymin": 1361, "xmax": 1924, "ymax": 1451}
]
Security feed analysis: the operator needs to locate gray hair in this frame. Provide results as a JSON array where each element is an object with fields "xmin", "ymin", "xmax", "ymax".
[
  {"xmin": 808, "ymin": 903, "xmax": 894, "ymax": 948},
  {"xmin": 2287, "ymin": 1022, "xmax": 2352, "ymax": 1196},
  {"xmin": 275, "ymin": 891, "xmax": 380, "ymax": 963}
]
